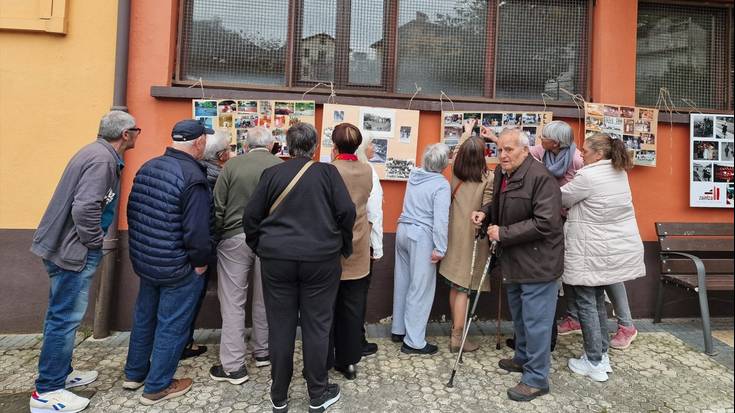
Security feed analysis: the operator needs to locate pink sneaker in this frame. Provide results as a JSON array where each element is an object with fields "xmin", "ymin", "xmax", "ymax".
[
  {"xmin": 610, "ymin": 325, "xmax": 638, "ymax": 350},
  {"xmin": 557, "ymin": 316, "xmax": 582, "ymax": 335}
]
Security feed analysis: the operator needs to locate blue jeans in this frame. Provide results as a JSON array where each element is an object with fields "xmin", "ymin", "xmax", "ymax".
[
  {"xmin": 506, "ymin": 280, "xmax": 558, "ymax": 389},
  {"xmin": 124, "ymin": 271, "xmax": 205, "ymax": 394},
  {"xmin": 36, "ymin": 249, "xmax": 103, "ymax": 393}
]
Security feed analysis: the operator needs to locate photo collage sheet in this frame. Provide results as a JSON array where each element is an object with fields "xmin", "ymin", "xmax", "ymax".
[
  {"xmin": 441, "ymin": 111, "xmax": 553, "ymax": 162},
  {"xmin": 584, "ymin": 103, "xmax": 659, "ymax": 167},
  {"xmin": 319, "ymin": 104, "xmax": 419, "ymax": 180},
  {"xmin": 690, "ymin": 114, "xmax": 734, "ymax": 208},
  {"xmin": 192, "ymin": 99, "xmax": 316, "ymax": 157}
]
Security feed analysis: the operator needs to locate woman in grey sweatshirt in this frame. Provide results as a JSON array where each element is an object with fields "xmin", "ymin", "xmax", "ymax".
[{"xmin": 391, "ymin": 143, "xmax": 451, "ymax": 355}]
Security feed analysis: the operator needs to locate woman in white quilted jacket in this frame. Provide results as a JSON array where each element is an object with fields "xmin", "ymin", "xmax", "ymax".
[{"xmin": 560, "ymin": 133, "xmax": 646, "ymax": 382}]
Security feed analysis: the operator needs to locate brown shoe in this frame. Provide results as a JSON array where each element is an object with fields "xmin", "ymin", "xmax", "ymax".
[
  {"xmin": 507, "ymin": 382, "xmax": 549, "ymax": 402},
  {"xmin": 449, "ymin": 326, "xmax": 479, "ymax": 353},
  {"xmin": 498, "ymin": 358, "xmax": 523, "ymax": 373},
  {"xmin": 140, "ymin": 378, "xmax": 193, "ymax": 405}
]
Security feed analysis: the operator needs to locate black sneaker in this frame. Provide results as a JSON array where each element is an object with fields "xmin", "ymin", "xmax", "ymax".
[
  {"xmin": 391, "ymin": 333, "xmax": 405, "ymax": 343},
  {"xmin": 400, "ymin": 342, "xmax": 438, "ymax": 355},
  {"xmin": 309, "ymin": 383, "xmax": 341, "ymax": 412},
  {"xmin": 271, "ymin": 397, "xmax": 288, "ymax": 412},
  {"xmin": 209, "ymin": 364, "xmax": 249, "ymax": 385},
  {"xmin": 361, "ymin": 342, "xmax": 378, "ymax": 357},
  {"xmin": 255, "ymin": 355, "xmax": 271, "ymax": 367}
]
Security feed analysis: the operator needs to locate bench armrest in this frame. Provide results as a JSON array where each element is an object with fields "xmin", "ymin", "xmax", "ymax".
[{"xmin": 661, "ymin": 251, "xmax": 707, "ymax": 291}]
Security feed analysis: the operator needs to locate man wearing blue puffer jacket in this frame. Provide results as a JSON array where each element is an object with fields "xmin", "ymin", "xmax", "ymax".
[{"xmin": 123, "ymin": 119, "xmax": 214, "ymax": 406}]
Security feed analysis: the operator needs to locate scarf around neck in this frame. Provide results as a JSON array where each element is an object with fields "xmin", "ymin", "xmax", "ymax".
[{"xmin": 542, "ymin": 142, "xmax": 576, "ymax": 178}]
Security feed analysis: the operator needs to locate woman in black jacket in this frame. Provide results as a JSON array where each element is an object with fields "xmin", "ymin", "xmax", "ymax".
[{"xmin": 243, "ymin": 122, "xmax": 356, "ymax": 413}]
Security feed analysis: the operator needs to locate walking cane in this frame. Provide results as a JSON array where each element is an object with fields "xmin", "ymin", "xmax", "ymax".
[
  {"xmin": 456, "ymin": 228, "xmax": 481, "ymax": 358},
  {"xmin": 446, "ymin": 240, "xmax": 497, "ymax": 388},
  {"xmin": 495, "ymin": 273, "xmax": 503, "ymax": 350}
]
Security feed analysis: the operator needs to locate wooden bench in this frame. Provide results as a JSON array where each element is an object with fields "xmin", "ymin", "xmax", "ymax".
[{"xmin": 653, "ymin": 222, "xmax": 734, "ymax": 355}]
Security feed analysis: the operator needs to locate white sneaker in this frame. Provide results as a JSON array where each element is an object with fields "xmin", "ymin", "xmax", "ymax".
[
  {"xmin": 65, "ymin": 370, "xmax": 98, "ymax": 389},
  {"xmin": 581, "ymin": 352, "xmax": 613, "ymax": 373},
  {"xmin": 30, "ymin": 389, "xmax": 90, "ymax": 413},
  {"xmin": 568, "ymin": 356, "xmax": 609, "ymax": 382},
  {"xmin": 122, "ymin": 379, "xmax": 144, "ymax": 390}
]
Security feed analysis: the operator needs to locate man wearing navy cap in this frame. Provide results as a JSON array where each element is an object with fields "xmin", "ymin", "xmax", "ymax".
[{"xmin": 123, "ymin": 119, "xmax": 215, "ymax": 405}]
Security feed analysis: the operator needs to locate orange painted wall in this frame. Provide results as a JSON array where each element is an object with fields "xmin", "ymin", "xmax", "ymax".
[{"xmin": 121, "ymin": 0, "xmax": 733, "ymax": 240}]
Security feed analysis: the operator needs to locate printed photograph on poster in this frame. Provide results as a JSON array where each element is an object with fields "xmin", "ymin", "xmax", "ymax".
[
  {"xmin": 334, "ymin": 110, "xmax": 345, "ymax": 123},
  {"xmin": 234, "ymin": 114, "xmax": 258, "ymax": 129},
  {"xmin": 294, "ymin": 102, "xmax": 315, "ymax": 116},
  {"xmin": 272, "ymin": 128, "xmax": 287, "ymax": 155},
  {"xmin": 640, "ymin": 133, "xmax": 655, "ymax": 145},
  {"xmin": 194, "ymin": 100, "xmax": 218, "ymax": 117},
  {"xmin": 485, "ymin": 143, "xmax": 497, "ymax": 158},
  {"xmin": 275, "ymin": 102, "xmax": 294, "ymax": 115},
  {"xmin": 721, "ymin": 142, "xmax": 734, "ymax": 162},
  {"xmin": 728, "ymin": 184, "xmax": 734, "ymax": 206},
  {"xmin": 693, "ymin": 141, "xmax": 719, "ymax": 161},
  {"xmin": 522, "ymin": 113, "xmax": 541, "ymax": 126},
  {"xmin": 623, "ymin": 136, "xmax": 640, "ymax": 150},
  {"xmin": 322, "ymin": 127, "xmax": 333, "ymax": 148},
  {"xmin": 692, "ymin": 115, "xmax": 714, "ymax": 138},
  {"xmin": 218, "ymin": 100, "xmax": 237, "ymax": 114},
  {"xmin": 369, "ymin": 138, "xmax": 388, "ymax": 163},
  {"xmin": 692, "ymin": 162, "xmax": 713, "ymax": 182},
  {"xmin": 444, "ymin": 126, "xmax": 461, "ymax": 141},
  {"xmin": 258, "ymin": 117, "xmax": 271, "ymax": 128},
  {"xmin": 635, "ymin": 150, "xmax": 656, "ymax": 166},
  {"xmin": 197, "ymin": 116, "xmax": 214, "ymax": 129},
  {"xmin": 715, "ymin": 116, "xmax": 734, "ymax": 140},
  {"xmin": 237, "ymin": 100, "xmax": 258, "ymax": 113},
  {"xmin": 634, "ymin": 120, "xmax": 651, "ymax": 133},
  {"xmin": 399, "ymin": 126, "xmax": 412, "ymax": 144},
  {"xmin": 603, "ymin": 105, "xmax": 620, "ymax": 117},
  {"xmin": 640, "ymin": 109, "xmax": 655, "ymax": 122},
  {"xmin": 620, "ymin": 107, "xmax": 635, "ymax": 118},
  {"xmin": 218, "ymin": 114, "xmax": 233, "ymax": 129},
  {"xmin": 361, "ymin": 108, "xmax": 395, "ymax": 137},
  {"xmin": 623, "ymin": 119, "xmax": 635, "ymax": 134},
  {"xmin": 714, "ymin": 163, "xmax": 734, "ymax": 183},
  {"xmin": 586, "ymin": 104, "xmax": 603, "ymax": 117},
  {"xmin": 483, "ymin": 113, "xmax": 502, "ymax": 128},
  {"xmin": 236, "ymin": 129, "xmax": 248, "ymax": 155},
  {"xmin": 586, "ymin": 116, "xmax": 603, "ymax": 131},
  {"xmin": 523, "ymin": 127, "xmax": 537, "ymax": 146},
  {"xmin": 503, "ymin": 113, "xmax": 521, "ymax": 126},
  {"xmin": 385, "ymin": 158, "xmax": 414, "ymax": 180},
  {"xmin": 444, "ymin": 113, "xmax": 463, "ymax": 127},
  {"xmin": 604, "ymin": 116, "xmax": 623, "ymax": 131},
  {"xmin": 274, "ymin": 115, "xmax": 287, "ymax": 128},
  {"xmin": 259, "ymin": 101, "xmax": 272, "ymax": 117}
]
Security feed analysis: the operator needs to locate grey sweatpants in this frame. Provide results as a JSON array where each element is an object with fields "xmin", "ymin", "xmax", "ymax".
[
  {"xmin": 217, "ymin": 233, "xmax": 269, "ymax": 372},
  {"xmin": 391, "ymin": 223, "xmax": 437, "ymax": 349}
]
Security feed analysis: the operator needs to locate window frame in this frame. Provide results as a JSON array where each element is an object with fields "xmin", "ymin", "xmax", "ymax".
[
  {"xmin": 636, "ymin": 0, "xmax": 734, "ymax": 112},
  {"xmin": 173, "ymin": 0, "xmax": 594, "ymax": 106}
]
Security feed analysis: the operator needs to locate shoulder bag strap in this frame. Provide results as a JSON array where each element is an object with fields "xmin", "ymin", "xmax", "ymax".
[{"xmin": 269, "ymin": 160, "xmax": 314, "ymax": 215}]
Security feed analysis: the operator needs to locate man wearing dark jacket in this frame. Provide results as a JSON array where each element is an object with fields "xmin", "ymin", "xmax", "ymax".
[
  {"xmin": 29, "ymin": 111, "xmax": 139, "ymax": 413},
  {"xmin": 244, "ymin": 123, "xmax": 355, "ymax": 413},
  {"xmin": 123, "ymin": 119, "xmax": 214, "ymax": 406},
  {"xmin": 480, "ymin": 128, "xmax": 564, "ymax": 402}
]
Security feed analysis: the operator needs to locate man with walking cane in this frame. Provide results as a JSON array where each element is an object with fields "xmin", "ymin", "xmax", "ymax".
[{"xmin": 476, "ymin": 128, "xmax": 564, "ymax": 402}]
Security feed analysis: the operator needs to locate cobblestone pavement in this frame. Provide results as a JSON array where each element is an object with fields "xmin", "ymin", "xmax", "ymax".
[{"xmin": 1, "ymin": 321, "xmax": 733, "ymax": 413}]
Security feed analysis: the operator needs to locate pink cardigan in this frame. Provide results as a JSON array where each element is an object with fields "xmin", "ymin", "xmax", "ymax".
[{"xmin": 529, "ymin": 145, "xmax": 584, "ymax": 186}]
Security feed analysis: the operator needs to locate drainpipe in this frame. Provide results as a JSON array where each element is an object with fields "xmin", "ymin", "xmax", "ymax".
[{"xmin": 93, "ymin": 0, "xmax": 131, "ymax": 339}]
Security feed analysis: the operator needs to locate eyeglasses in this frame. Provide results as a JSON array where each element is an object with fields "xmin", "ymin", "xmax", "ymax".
[{"xmin": 127, "ymin": 127, "xmax": 142, "ymax": 134}]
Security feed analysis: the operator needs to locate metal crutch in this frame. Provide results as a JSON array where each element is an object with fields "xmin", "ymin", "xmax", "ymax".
[{"xmin": 446, "ymin": 241, "xmax": 498, "ymax": 388}]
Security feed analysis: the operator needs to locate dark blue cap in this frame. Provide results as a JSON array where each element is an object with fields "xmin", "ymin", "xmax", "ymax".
[{"xmin": 172, "ymin": 119, "xmax": 215, "ymax": 141}]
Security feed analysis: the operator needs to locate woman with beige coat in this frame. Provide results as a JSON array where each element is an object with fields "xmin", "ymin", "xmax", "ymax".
[{"xmin": 439, "ymin": 133, "xmax": 493, "ymax": 353}]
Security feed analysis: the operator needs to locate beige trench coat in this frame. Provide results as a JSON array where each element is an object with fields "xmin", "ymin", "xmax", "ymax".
[{"xmin": 439, "ymin": 173, "xmax": 494, "ymax": 291}]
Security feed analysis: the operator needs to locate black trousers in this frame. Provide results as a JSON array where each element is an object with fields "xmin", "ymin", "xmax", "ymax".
[
  {"xmin": 260, "ymin": 256, "xmax": 341, "ymax": 402},
  {"xmin": 330, "ymin": 276, "xmax": 370, "ymax": 367}
]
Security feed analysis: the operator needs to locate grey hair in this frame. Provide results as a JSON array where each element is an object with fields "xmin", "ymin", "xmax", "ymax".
[
  {"xmin": 541, "ymin": 120, "xmax": 574, "ymax": 148},
  {"xmin": 499, "ymin": 128, "xmax": 530, "ymax": 147},
  {"xmin": 356, "ymin": 135, "xmax": 374, "ymax": 163},
  {"xmin": 97, "ymin": 110, "xmax": 136, "ymax": 141},
  {"xmin": 172, "ymin": 140, "xmax": 195, "ymax": 149},
  {"xmin": 203, "ymin": 129, "xmax": 230, "ymax": 161},
  {"xmin": 422, "ymin": 143, "xmax": 450, "ymax": 173},
  {"xmin": 286, "ymin": 123, "xmax": 317, "ymax": 158},
  {"xmin": 246, "ymin": 126, "xmax": 274, "ymax": 149}
]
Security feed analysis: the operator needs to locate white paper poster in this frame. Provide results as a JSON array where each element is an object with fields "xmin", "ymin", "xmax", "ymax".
[{"xmin": 690, "ymin": 114, "xmax": 734, "ymax": 208}]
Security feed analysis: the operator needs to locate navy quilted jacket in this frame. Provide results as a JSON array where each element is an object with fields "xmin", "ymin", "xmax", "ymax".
[{"xmin": 127, "ymin": 147, "xmax": 212, "ymax": 285}]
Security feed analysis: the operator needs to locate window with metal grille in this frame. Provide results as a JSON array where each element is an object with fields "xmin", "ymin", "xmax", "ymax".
[
  {"xmin": 636, "ymin": 3, "xmax": 733, "ymax": 111},
  {"xmin": 176, "ymin": 0, "xmax": 590, "ymax": 102}
]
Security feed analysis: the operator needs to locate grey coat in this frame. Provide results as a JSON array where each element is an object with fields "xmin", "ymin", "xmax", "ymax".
[{"xmin": 31, "ymin": 139, "xmax": 123, "ymax": 271}]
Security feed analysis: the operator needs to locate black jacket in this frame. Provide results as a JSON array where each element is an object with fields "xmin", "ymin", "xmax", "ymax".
[
  {"xmin": 243, "ymin": 157, "xmax": 356, "ymax": 262},
  {"xmin": 482, "ymin": 155, "xmax": 564, "ymax": 284}
]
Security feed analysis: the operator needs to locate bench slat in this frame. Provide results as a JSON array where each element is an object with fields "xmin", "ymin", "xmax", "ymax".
[
  {"xmin": 659, "ymin": 238, "xmax": 734, "ymax": 253},
  {"xmin": 662, "ymin": 274, "xmax": 735, "ymax": 291},
  {"xmin": 661, "ymin": 258, "xmax": 735, "ymax": 274},
  {"xmin": 656, "ymin": 222, "xmax": 734, "ymax": 237}
]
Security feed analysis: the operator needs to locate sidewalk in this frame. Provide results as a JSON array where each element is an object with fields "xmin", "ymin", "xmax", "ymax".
[{"xmin": 1, "ymin": 319, "xmax": 733, "ymax": 412}]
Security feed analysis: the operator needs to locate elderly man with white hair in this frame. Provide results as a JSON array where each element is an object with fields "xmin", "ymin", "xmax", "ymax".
[
  {"xmin": 475, "ymin": 128, "xmax": 564, "ymax": 402},
  {"xmin": 391, "ymin": 143, "xmax": 451, "ymax": 356},
  {"xmin": 209, "ymin": 126, "xmax": 282, "ymax": 385}
]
